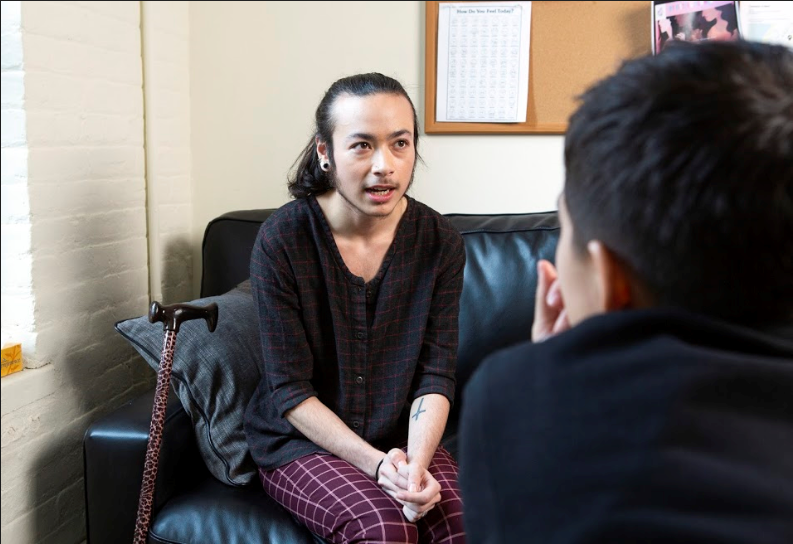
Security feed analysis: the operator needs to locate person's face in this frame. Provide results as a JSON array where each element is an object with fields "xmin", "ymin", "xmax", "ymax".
[
  {"xmin": 319, "ymin": 93, "xmax": 416, "ymax": 220},
  {"xmin": 555, "ymin": 194, "xmax": 602, "ymax": 326}
]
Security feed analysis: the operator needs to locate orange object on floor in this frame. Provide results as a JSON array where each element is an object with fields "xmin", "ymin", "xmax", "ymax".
[{"xmin": 1, "ymin": 342, "xmax": 23, "ymax": 377}]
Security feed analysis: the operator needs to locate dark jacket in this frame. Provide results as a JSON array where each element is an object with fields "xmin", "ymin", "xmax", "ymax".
[{"xmin": 459, "ymin": 309, "xmax": 793, "ymax": 544}]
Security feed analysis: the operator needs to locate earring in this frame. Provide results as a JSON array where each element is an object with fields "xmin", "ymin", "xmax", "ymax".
[{"xmin": 321, "ymin": 161, "xmax": 330, "ymax": 172}]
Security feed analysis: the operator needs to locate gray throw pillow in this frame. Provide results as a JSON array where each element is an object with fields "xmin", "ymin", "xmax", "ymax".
[{"xmin": 114, "ymin": 280, "xmax": 260, "ymax": 486}]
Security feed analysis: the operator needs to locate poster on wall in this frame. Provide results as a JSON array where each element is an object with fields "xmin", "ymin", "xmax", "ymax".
[
  {"xmin": 652, "ymin": 0, "xmax": 742, "ymax": 54},
  {"xmin": 435, "ymin": 2, "xmax": 532, "ymax": 123}
]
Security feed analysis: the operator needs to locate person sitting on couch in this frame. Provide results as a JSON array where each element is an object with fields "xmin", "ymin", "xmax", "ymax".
[
  {"xmin": 243, "ymin": 72, "xmax": 467, "ymax": 543},
  {"xmin": 460, "ymin": 40, "xmax": 793, "ymax": 543}
]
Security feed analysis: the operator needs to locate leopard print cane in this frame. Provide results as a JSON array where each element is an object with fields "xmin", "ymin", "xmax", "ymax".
[
  {"xmin": 132, "ymin": 329, "xmax": 177, "ymax": 544},
  {"xmin": 133, "ymin": 301, "xmax": 218, "ymax": 544}
]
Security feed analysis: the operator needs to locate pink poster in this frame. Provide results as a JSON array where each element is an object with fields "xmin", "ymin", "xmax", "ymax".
[{"xmin": 654, "ymin": 1, "xmax": 740, "ymax": 54}]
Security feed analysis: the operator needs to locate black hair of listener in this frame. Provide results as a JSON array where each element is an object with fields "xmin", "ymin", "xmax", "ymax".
[
  {"xmin": 563, "ymin": 40, "xmax": 793, "ymax": 328},
  {"xmin": 287, "ymin": 72, "xmax": 422, "ymax": 199}
]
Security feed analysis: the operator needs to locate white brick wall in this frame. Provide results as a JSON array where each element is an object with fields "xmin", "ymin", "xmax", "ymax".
[
  {"xmin": 0, "ymin": 0, "xmax": 37, "ymax": 360},
  {"xmin": 1, "ymin": 1, "xmax": 155, "ymax": 543},
  {"xmin": 142, "ymin": 0, "xmax": 193, "ymax": 304}
]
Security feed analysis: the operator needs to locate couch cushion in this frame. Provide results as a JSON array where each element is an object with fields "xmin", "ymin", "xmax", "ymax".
[
  {"xmin": 149, "ymin": 476, "xmax": 322, "ymax": 544},
  {"xmin": 201, "ymin": 209, "xmax": 276, "ymax": 297},
  {"xmin": 115, "ymin": 281, "xmax": 260, "ymax": 486},
  {"xmin": 447, "ymin": 212, "xmax": 560, "ymax": 402}
]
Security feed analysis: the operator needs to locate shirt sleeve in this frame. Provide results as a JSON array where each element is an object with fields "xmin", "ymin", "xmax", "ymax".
[
  {"xmin": 410, "ymin": 230, "xmax": 466, "ymax": 405},
  {"xmin": 250, "ymin": 226, "xmax": 317, "ymax": 418}
]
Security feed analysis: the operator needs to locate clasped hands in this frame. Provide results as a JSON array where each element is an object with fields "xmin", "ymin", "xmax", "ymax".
[{"xmin": 376, "ymin": 448, "xmax": 441, "ymax": 522}]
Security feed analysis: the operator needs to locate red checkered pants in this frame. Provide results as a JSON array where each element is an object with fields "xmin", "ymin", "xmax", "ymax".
[{"xmin": 259, "ymin": 446, "xmax": 466, "ymax": 544}]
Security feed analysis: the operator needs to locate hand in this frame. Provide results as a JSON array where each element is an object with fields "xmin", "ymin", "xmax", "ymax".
[
  {"xmin": 376, "ymin": 451, "xmax": 441, "ymax": 522},
  {"xmin": 395, "ymin": 462, "xmax": 441, "ymax": 522},
  {"xmin": 376, "ymin": 448, "xmax": 410, "ymax": 492},
  {"xmin": 531, "ymin": 260, "xmax": 571, "ymax": 342}
]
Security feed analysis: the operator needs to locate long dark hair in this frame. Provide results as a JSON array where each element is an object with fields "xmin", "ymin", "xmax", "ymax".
[{"xmin": 287, "ymin": 73, "xmax": 421, "ymax": 199}]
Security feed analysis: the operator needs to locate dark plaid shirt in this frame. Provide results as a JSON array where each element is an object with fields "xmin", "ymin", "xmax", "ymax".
[{"xmin": 244, "ymin": 195, "xmax": 466, "ymax": 471}]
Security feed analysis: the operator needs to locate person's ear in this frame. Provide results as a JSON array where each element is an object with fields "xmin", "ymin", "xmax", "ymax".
[
  {"xmin": 316, "ymin": 138, "xmax": 329, "ymax": 158},
  {"xmin": 586, "ymin": 240, "xmax": 633, "ymax": 312},
  {"xmin": 316, "ymin": 138, "xmax": 331, "ymax": 172}
]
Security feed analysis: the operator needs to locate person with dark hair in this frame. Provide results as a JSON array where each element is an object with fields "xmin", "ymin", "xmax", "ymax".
[
  {"xmin": 244, "ymin": 72, "xmax": 466, "ymax": 543},
  {"xmin": 460, "ymin": 40, "xmax": 793, "ymax": 543}
]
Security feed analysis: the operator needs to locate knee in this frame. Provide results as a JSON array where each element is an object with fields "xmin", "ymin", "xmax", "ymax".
[
  {"xmin": 348, "ymin": 506, "xmax": 418, "ymax": 544},
  {"xmin": 425, "ymin": 497, "xmax": 466, "ymax": 543}
]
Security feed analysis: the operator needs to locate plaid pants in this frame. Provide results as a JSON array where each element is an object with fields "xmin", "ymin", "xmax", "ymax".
[{"xmin": 259, "ymin": 446, "xmax": 466, "ymax": 544}]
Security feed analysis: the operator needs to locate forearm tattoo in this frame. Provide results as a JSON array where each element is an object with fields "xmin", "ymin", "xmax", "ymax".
[{"xmin": 412, "ymin": 397, "xmax": 427, "ymax": 421}]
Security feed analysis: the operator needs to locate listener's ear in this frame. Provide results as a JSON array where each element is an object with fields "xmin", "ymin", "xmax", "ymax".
[{"xmin": 586, "ymin": 240, "xmax": 634, "ymax": 313}]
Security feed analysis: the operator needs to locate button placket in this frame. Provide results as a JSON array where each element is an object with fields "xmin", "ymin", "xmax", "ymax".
[
  {"xmin": 351, "ymin": 281, "xmax": 367, "ymax": 437},
  {"xmin": 347, "ymin": 283, "xmax": 370, "ymax": 436}
]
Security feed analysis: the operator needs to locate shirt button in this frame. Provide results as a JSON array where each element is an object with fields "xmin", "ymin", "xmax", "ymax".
[
  {"xmin": 356, "ymin": 376, "xmax": 364, "ymax": 384},
  {"xmin": 356, "ymin": 332, "xmax": 364, "ymax": 340},
  {"xmin": 365, "ymin": 289, "xmax": 371, "ymax": 298},
  {"xmin": 352, "ymin": 421, "xmax": 360, "ymax": 429}
]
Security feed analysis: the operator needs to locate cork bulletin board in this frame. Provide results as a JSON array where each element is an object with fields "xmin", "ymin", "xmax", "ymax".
[{"xmin": 425, "ymin": 1, "xmax": 652, "ymax": 134}]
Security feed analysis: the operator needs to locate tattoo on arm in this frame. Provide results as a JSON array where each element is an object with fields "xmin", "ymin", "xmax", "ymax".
[{"xmin": 412, "ymin": 397, "xmax": 427, "ymax": 421}]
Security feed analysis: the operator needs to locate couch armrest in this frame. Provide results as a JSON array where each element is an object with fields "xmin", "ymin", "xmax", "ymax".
[{"xmin": 84, "ymin": 387, "xmax": 205, "ymax": 544}]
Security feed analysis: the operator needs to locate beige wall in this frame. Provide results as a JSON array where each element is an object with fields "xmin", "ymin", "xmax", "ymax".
[
  {"xmin": 189, "ymin": 1, "xmax": 564, "ymax": 289},
  {"xmin": 142, "ymin": 1, "xmax": 194, "ymax": 305}
]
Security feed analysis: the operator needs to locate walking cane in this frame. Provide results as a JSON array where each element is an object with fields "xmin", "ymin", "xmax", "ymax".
[{"xmin": 132, "ymin": 301, "xmax": 218, "ymax": 544}]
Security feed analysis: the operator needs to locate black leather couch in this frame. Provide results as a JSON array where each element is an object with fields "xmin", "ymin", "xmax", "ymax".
[{"xmin": 84, "ymin": 208, "xmax": 559, "ymax": 544}]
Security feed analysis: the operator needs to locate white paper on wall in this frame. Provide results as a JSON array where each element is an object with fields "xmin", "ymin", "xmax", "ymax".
[
  {"xmin": 436, "ymin": 2, "xmax": 532, "ymax": 123},
  {"xmin": 740, "ymin": 1, "xmax": 793, "ymax": 49}
]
